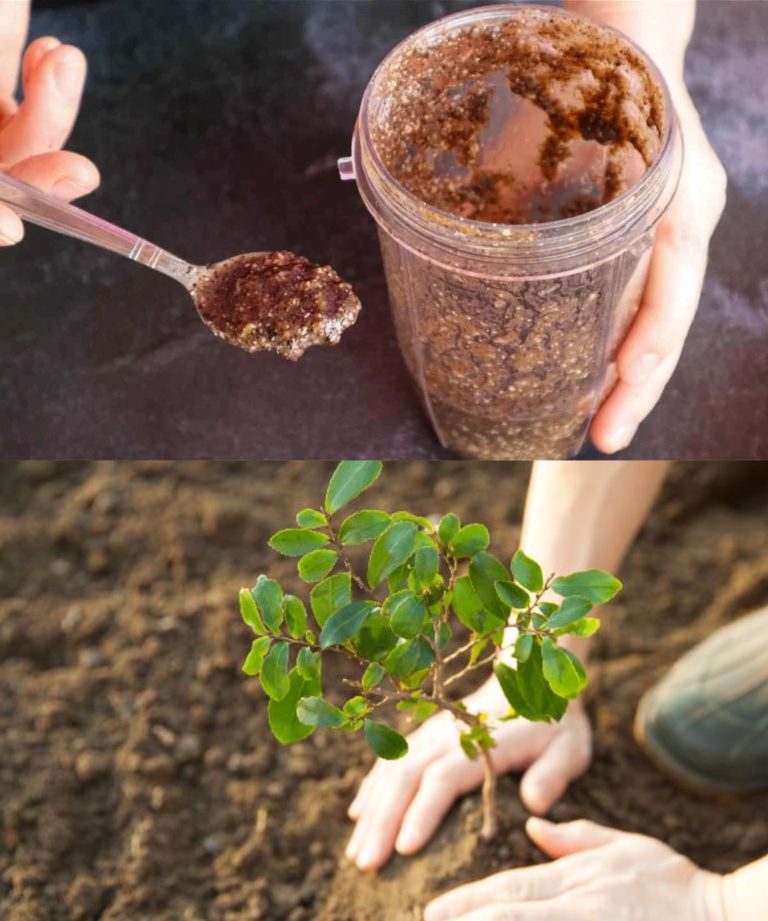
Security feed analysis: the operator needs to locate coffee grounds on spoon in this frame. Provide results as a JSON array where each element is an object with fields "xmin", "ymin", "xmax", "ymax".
[{"xmin": 194, "ymin": 251, "xmax": 361, "ymax": 360}]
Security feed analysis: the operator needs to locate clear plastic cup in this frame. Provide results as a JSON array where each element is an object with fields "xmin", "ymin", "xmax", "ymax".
[{"xmin": 340, "ymin": 4, "xmax": 682, "ymax": 459}]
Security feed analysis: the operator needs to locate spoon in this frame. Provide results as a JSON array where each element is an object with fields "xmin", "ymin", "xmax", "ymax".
[{"xmin": 0, "ymin": 172, "xmax": 361, "ymax": 359}]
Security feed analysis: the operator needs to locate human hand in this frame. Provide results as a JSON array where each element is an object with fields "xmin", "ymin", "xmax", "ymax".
[
  {"xmin": 578, "ymin": 0, "xmax": 727, "ymax": 454},
  {"xmin": 345, "ymin": 678, "xmax": 592, "ymax": 872},
  {"xmin": 590, "ymin": 85, "xmax": 727, "ymax": 454},
  {"xmin": 425, "ymin": 816, "xmax": 726, "ymax": 921},
  {"xmin": 0, "ymin": 35, "xmax": 100, "ymax": 246}
]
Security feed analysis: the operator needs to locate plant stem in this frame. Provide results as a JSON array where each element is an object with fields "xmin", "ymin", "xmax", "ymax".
[{"xmin": 478, "ymin": 744, "xmax": 498, "ymax": 840}]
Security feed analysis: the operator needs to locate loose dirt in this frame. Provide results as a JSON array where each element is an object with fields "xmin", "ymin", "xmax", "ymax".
[{"xmin": 1, "ymin": 462, "xmax": 767, "ymax": 921}]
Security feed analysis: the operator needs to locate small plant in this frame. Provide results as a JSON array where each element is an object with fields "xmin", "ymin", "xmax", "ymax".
[{"xmin": 238, "ymin": 461, "xmax": 621, "ymax": 839}]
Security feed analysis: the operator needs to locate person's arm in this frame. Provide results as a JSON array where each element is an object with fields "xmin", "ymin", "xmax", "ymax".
[
  {"xmin": 426, "ymin": 817, "xmax": 765, "ymax": 921},
  {"xmin": 565, "ymin": 1, "xmax": 727, "ymax": 454},
  {"xmin": 513, "ymin": 460, "xmax": 668, "ymax": 664},
  {"xmin": 0, "ymin": 0, "xmax": 99, "ymax": 246},
  {"xmin": 346, "ymin": 460, "xmax": 669, "ymax": 871}
]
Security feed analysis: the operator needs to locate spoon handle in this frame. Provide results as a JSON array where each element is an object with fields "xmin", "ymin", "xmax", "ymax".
[{"xmin": 0, "ymin": 172, "xmax": 197, "ymax": 286}]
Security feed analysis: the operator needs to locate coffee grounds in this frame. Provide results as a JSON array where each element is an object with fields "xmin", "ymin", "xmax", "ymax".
[
  {"xmin": 372, "ymin": 9, "xmax": 664, "ymax": 223},
  {"xmin": 193, "ymin": 251, "xmax": 361, "ymax": 360}
]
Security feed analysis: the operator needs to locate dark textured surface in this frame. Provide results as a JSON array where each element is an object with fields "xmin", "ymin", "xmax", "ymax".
[{"xmin": 0, "ymin": 0, "xmax": 766, "ymax": 459}]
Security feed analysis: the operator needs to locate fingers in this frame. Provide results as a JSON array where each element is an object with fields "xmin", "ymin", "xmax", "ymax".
[
  {"xmin": 0, "ymin": 43, "xmax": 87, "ymax": 165},
  {"xmin": 424, "ymin": 864, "xmax": 564, "ymax": 921},
  {"xmin": 518, "ymin": 720, "xmax": 591, "ymax": 815},
  {"xmin": 0, "ymin": 0, "xmax": 30, "ymax": 98},
  {"xmin": 426, "ymin": 903, "xmax": 558, "ymax": 921},
  {"xmin": 0, "ymin": 203, "xmax": 24, "ymax": 245},
  {"xmin": 525, "ymin": 817, "xmax": 620, "ymax": 859},
  {"xmin": 22, "ymin": 36, "xmax": 61, "ymax": 92},
  {"xmin": 590, "ymin": 215, "xmax": 710, "ymax": 453},
  {"xmin": 6, "ymin": 149, "xmax": 100, "ymax": 199},
  {"xmin": 395, "ymin": 748, "xmax": 488, "ymax": 855},
  {"xmin": 346, "ymin": 759, "xmax": 425, "ymax": 870},
  {"xmin": 346, "ymin": 713, "xmax": 456, "ymax": 870},
  {"xmin": 590, "ymin": 113, "xmax": 727, "ymax": 455}
]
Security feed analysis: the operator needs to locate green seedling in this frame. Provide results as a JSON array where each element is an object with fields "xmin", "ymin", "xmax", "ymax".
[{"xmin": 238, "ymin": 461, "xmax": 621, "ymax": 839}]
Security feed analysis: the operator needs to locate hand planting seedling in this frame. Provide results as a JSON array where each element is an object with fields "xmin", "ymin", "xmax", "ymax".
[{"xmin": 238, "ymin": 461, "xmax": 622, "ymax": 839}]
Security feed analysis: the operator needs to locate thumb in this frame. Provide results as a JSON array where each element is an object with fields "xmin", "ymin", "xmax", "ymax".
[
  {"xmin": 519, "ymin": 726, "xmax": 591, "ymax": 814},
  {"xmin": 526, "ymin": 817, "xmax": 622, "ymax": 858}
]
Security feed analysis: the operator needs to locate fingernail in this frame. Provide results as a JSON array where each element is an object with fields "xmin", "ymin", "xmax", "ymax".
[
  {"xmin": 0, "ymin": 226, "xmax": 23, "ymax": 245},
  {"xmin": 625, "ymin": 351, "xmax": 661, "ymax": 385},
  {"xmin": 54, "ymin": 49, "xmax": 85, "ymax": 97},
  {"xmin": 356, "ymin": 843, "xmax": 376, "ymax": 870},
  {"xmin": 52, "ymin": 177, "xmax": 91, "ymax": 198},
  {"xmin": 526, "ymin": 816, "xmax": 554, "ymax": 833},
  {"xmin": 395, "ymin": 829, "xmax": 415, "ymax": 852},
  {"xmin": 602, "ymin": 423, "xmax": 635, "ymax": 454}
]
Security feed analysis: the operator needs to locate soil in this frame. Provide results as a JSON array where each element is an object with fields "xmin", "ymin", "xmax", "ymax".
[
  {"xmin": 2, "ymin": 462, "xmax": 768, "ymax": 921},
  {"xmin": 372, "ymin": 7, "xmax": 663, "ymax": 223},
  {"xmin": 194, "ymin": 252, "xmax": 361, "ymax": 360}
]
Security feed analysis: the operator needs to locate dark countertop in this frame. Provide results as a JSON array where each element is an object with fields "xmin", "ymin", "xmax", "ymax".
[{"xmin": 1, "ymin": 0, "xmax": 766, "ymax": 460}]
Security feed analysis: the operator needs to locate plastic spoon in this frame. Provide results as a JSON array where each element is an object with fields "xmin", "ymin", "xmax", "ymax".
[{"xmin": 0, "ymin": 172, "xmax": 360, "ymax": 358}]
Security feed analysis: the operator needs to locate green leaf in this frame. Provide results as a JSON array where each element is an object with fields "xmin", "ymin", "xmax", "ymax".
[
  {"xmin": 367, "ymin": 521, "xmax": 418, "ymax": 588},
  {"xmin": 453, "ymin": 575, "xmax": 485, "ymax": 632},
  {"xmin": 260, "ymin": 641, "xmax": 290, "ymax": 700},
  {"xmin": 387, "ymin": 562, "xmax": 410, "ymax": 593},
  {"xmin": 563, "ymin": 647, "xmax": 588, "ymax": 687},
  {"xmin": 354, "ymin": 612, "xmax": 398, "ymax": 661},
  {"xmin": 469, "ymin": 636, "xmax": 489, "ymax": 665},
  {"xmin": 284, "ymin": 595, "xmax": 308, "ymax": 638},
  {"xmin": 495, "ymin": 638, "xmax": 568, "ymax": 722},
  {"xmin": 269, "ymin": 528, "xmax": 329, "ymax": 557},
  {"xmin": 343, "ymin": 696, "xmax": 370, "ymax": 719},
  {"xmin": 239, "ymin": 588, "xmax": 266, "ymax": 634},
  {"xmin": 383, "ymin": 637, "xmax": 434, "ymax": 678},
  {"xmin": 547, "ymin": 596, "xmax": 593, "ymax": 630},
  {"xmin": 511, "ymin": 549, "xmax": 544, "ymax": 593},
  {"xmin": 298, "ymin": 549, "xmax": 338, "ymax": 583},
  {"xmin": 556, "ymin": 616, "xmax": 601, "ymax": 638},
  {"xmin": 296, "ymin": 508, "xmax": 328, "ymax": 528},
  {"xmin": 268, "ymin": 669, "xmax": 321, "ymax": 743},
  {"xmin": 361, "ymin": 662, "xmax": 385, "ymax": 691},
  {"xmin": 438, "ymin": 513, "xmax": 461, "ymax": 546},
  {"xmin": 517, "ymin": 642, "xmax": 564, "ymax": 718},
  {"xmin": 310, "ymin": 573, "xmax": 351, "ymax": 626},
  {"xmin": 551, "ymin": 570, "xmax": 622, "ymax": 605},
  {"xmin": 539, "ymin": 601, "xmax": 559, "ymax": 617},
  {"xmin": 495, "ymin": 580, "xmax": 529, "ymax": 610},
  {"xmin": 411, "ymin": 700, "xmax": 438, "ymax": 722},
  {"xmin": 460, "ymin": 731, "xmax": 480, "ymax": 759},
  {"xmin": 325, "ymin": 461, "xmax": 383, "ymax": 515},
  {"xmin": 515, "ymin": 633, "xmax": 534, "ymax": 663},
  {"xmin": 364, "ymin": 719, "xmax": 408, "ymax": 760},
  {"xmin": 338, "ymin": 509, "xmax": 391, "ymax": 545},
  {"xmin": 470, "ymin": 552, "xmax": 512, "ymax": 620},
  {"xmin": 297, "ymin": 696, "xmax": 346, "ymax": 728},
  {"xmin": 252, "ymin": 576, "xmax": 284, "ymax": 633},
  {"xmin": 242, "ymin": 636, "xmax": 271, "ymax": 676},
  {"xmin": 391, "ymin": 511, "xmax": 435, "ymax": 530},
  {"xmin": 387, "ymin": 591, "xmax": 427, "ymax": 639},
  {"xmin": 448, "ymin": 523, "xmax": 490, "ymax": 558},
  {"xmin": 541, "ymin": 638, "xmax": 585, "ymax": 699},
  {"xmin": 414, "ymin": 545, "xmax": 440, "ymax": 588},
  {"xmin": 320, "ymin": 601, "xmax": 378, "ymax": 648},
  {"xmin": 296, "ymin": 646, "xmax": 321, "ymax": 682}
]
